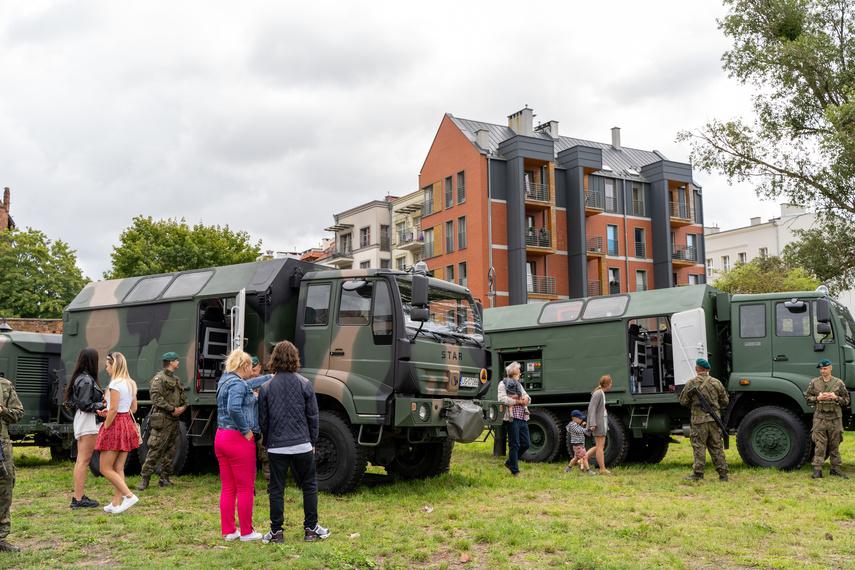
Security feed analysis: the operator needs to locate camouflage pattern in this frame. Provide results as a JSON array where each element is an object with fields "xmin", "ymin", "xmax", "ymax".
[
  {"xmin": 689, "ymin": 420, "xmax": 728, "ymax": 476},
  {"xmin": 256, "ymin": 434, "xmax": 269, "ymax": 483},
  {"xmin": 679, "ymin": 373, "xmax": 729, "ymax": 424},
  {"xmin": 0, "ymin": 378, "xmax": 24, "ymax": 540},
  {"xmin": 680, "ymin": 373, "xmax": 729, "ymax": 476},
  {"xmin": 141, "ymin": 368, "xmax": 187, "ymax": 477},
  {"xmin": 805, "ymin": 375, "xmax": 850, "ymax": 469}
]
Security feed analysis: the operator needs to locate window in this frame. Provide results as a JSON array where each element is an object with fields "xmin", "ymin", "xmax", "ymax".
[
  {"xmin": 396, "ymin": 256, "xmax": 407, "ymax": 271},
  {"xmin": 686, "ymin": 234, "xmax": 697, "ymax": 261},
  {"xmin": 304, "ymin": 284, "xmax": 331, "ymax": 326},
  {"xmin": 395, "ymin": 221, "xmax": 406, "ymax": 245},
  {"xmin": 445, "ymin": 176, "xmax": 453, "ymax": 209},
  {"xmin": 340, "ymin": 233, "xmax": 352, "ymax": 256},
  {"xmin": 360, "ymin": 260, "xmax": 370, "ymax": 269},
  {"xmin": 380, "ymin": 259, "xmax": 390, "ymax": 269},
  {"xmin": 422, "ymin": 228, "xmax": 435, "ymax": 259},
  {"xmin": 360, "ymin": 227, "xmax": 371, "ymax": 248},
  {"xmin": 423, "ymin": 185, "xmax": 435, "ymax": 214},
  {"xmin": 457, "ymin": 171, "xmax": 465, "ymax": 204},
  {"xmin": 446, "ymin": 264, "xmax": 455, "ymax": 284},
  {"xmin": 125, "ymin": 275, "xmax": 173, "ymax": 303},
  {"xmin": 636, "ymin": 270, "xmax": 648, "ymax": 292},
  {"xmin": 632, "ymin": 184, "xmax": 644, "ymax": 216},
  {"xmin": 634, "ymin": 227, "xmax": 645, "ymax": 258},
  {"xmin": 540, "ymin": 300, "xmax": 584, "ymax": 324},
  {"xmin": 739, "ymin": 304, "xmax": 766, "ymax": 338},
  {"xmin": 458, "ymin": 216, "xmax": 467, "ymax": 249},
  {"xmin": 339, "ymin": 281, "xmax": 372, "ymax": 326},
  {"xmin": 759, "ymin": 247, "xmax": 768, "ymax": 257},
  {"xmin": 163, "ymin": 270, "xmax": 214, "ymax": 299},
  {"xmin": 738, "ymin": 252, "xmax": 747, "ymax": 264},
  {"xmin": 776, "ymin": 302, "xmax": 811, "ymax": 337},
  {"xmin": 722, "ymin": 255, "xmax": 730, "ymax": 272},
  {"xmin": 582, "ymin": 295, "xmax": 629, "ymax": 320},
  {"xmin": 380, "ymin": 225, "xmax": 390, "ymax": 251},
  {"xmin": 609, "ymin": 267, "xmax": 620, "ymax": 294},
  {"xmin": 607, "ymin": 225, "xmax": 619, "ymax": 255},
  {"xmin": 458, "ymin": 262, "xmax": 467, "ymax": 288},
  {"xmin": 689, "ymin": 274, "xmax": 700, "ymax": 285},
  {"xmin": 445, "ymin": 220, "xmax": 454, "ymax": 253},
  {"xmin": 605, "ymin": 179, "xmax": 617, "ymax": 212},
  {"xmin": 706, "ymin": 258, "xmax": 713, "ymax": 275},
  {"xmin": 371, "ymin": 280, "xmax": 393, "ymax": 345}
]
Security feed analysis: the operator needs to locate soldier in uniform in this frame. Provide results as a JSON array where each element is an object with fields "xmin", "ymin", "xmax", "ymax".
[
  {"xmin": 805, "ymin": 359, "xmax": 850, "ymax": 479},
  {"xmin": 679, "ymin": 358, "xmax": 729, "ymax": 481},
  {"xmin": 138, "ymin": 352, "xmax": 188, "ymax": 490},
  {"xmin": 0, "ymin": 375, "xmax": 24, "ymax": 552}
]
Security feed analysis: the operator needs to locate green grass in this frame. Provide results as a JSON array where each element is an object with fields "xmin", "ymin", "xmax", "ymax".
[{"xmin": 6, "ymin": 434, "xmax": 855, "ymax": 569}]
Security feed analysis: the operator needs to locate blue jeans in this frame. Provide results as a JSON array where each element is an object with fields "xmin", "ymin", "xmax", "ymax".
[
  {"xmin": 268, "ymin": 451, "xmax": 318, "ymax": 532},
  {"xmin": 505, "ymin": 419, "xmax": 530, "ymax": 474}
]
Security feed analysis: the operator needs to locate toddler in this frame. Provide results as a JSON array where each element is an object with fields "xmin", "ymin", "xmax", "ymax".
[{"xmin": 565, "ymin": 410, "xmax": 595, "ymax": 475}]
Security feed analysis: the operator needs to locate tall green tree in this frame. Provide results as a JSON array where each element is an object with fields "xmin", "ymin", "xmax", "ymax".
[
  {"xmin": 678, "ymin": 0, "xmax": 855, "ymax": 218},
  {"xmin": 782, "ymin": 221, "xmax": 855, "ymax": 293},
  {"xmin": 0, "ymin": 227, "xmax": 89, "ymax": 318},
  {"xmin": 712, "ymin": 255, "xmax": 821, "ymax": 294},
  {"xmin": 106, "ymin": 216, "xmax": 262, "ymax": 279}
]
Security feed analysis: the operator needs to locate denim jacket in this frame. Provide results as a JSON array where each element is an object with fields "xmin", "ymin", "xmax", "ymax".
[{"xmin": 216, "ymin": 372, "xmax": 271, "ymax": 435}]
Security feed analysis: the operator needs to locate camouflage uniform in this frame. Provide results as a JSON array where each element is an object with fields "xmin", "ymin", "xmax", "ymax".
[
  {"xmin": 140, "ymin": 369, "xmax": 187, "ymax": 478},
  {"xmin": 0, "ymin": 378, "xmax": 24, "ymax": 547},
  {"xmin": 805, "ymin": 375, "xmax": 850, "ymax": 470},
  {"xmin": 679, "ymin": 372, "xmax": 729, "ymax": 477}
]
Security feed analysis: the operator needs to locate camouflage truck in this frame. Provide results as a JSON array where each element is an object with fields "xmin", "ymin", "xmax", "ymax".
[
  {"xmin": 0, "ymin": 329, "xmax": 68, "ymax": 458},
  {"xmin": 484, "ymin": 285, "xmax": 854, "ymax": 471},
  {"xmin": 59, "ymin": 258, "xmax": 501, "ymax": 493}
]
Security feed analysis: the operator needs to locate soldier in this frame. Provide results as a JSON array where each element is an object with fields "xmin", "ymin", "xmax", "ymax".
[
  {"xmin": 679, "ymin": 358, "xmax": 729, "ymax": 481},
  {"xmin": 138, "ymin": 352, "xmax": 188, "ymax": 491},
  {"xmin": 0, "ymin": 375, "xmax": 24, "ymax": 552},
  {"xmin": 805, "ymin": 359, "xmax": 850, "ymax": 479}
]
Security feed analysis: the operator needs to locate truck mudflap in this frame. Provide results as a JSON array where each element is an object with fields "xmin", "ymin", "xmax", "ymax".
[{"xmin": 445, "ymin": 401, "xmax": 486, "ymax": 443}]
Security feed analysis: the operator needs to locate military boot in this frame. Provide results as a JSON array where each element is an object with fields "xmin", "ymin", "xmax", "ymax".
[
  {"xmin": 829, "ymin": 469, "xmax": 849, "ymax": 479},
  {"xmin": 811, "ymin": 469, "xmax": 823, "ymax": 479},
  {"xmin": 683, "ymin": 473, "xmax": 704, "ymax": 481},
  {"xmin": 138, "ymin": 475, "xmax": 151, "ymax": 491},
  {"xmin": 158, "ymin": 474, "xmax": 174, "ymax": 487},
  {"xmin": 0, "ymin": 540, "xmax": 20, "ymax": 552}
]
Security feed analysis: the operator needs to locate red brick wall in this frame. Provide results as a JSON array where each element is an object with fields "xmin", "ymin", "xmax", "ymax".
[{"xmin": 3, "ymin": 318, "xmax": 62, "ymax": 334}]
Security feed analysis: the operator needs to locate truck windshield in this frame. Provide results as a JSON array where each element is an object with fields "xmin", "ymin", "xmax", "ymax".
[
  {"xmin": 831, "ymin": 300, "xmax": 855, "ymax": 347},
  {"xmin": 397, "ymin": 278, "xmax": 484, "ymax": 345}
]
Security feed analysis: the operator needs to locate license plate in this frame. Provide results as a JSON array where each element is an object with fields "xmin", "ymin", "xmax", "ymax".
[{"xmin": 459, "ymin": 376, "xmax": 479, "ymax": 387}]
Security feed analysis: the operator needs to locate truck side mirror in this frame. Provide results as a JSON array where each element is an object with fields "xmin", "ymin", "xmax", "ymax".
[
  {"xmin": 410, "ymin": 307, "xmax": 430, "ymax": 322},
  {"xmin": 816, "ymin": 298, "xmax": 830, "ymax": 323},
  {"xmin": 411, "ymin": 274, "xmax": 429, "ymax": 308}
]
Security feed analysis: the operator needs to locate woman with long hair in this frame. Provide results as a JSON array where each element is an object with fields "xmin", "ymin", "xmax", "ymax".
[
  {"xmin": 63, "ymin": 347, "xmax": 106, "ymax": 509},
  {"xmin": 585, "ymin": 374, "xmax": 613, "ymax": 475},
  {"xmin": 215, "ymin": 349, "xmax": 271, "ymax": 542},
  {"xmin": 94, "ymin": 352, "xmax": 140, "ymax": 513}
]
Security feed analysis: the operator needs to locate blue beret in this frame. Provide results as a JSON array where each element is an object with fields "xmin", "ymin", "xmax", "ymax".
[
  {"xmin": 696, "ymin": 358, "xmax": 711, "ymax": 370},
  {"xmin": 162, "ymin": 352, "xmax": 180, "ymax": 361},
  {"xmin": 817, "ymin": 359, "xmax": 832, "ymax": 368},
  {"xmin": 252, "ymin": 356, "xmax": 260, "ymax": 366},
  {"xmin": 571, "ymin": 410, "xmax": 586, "ymax": 420}
]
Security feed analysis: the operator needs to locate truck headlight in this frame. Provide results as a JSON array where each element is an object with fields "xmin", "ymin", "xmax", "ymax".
[
  {"xmin": 418, "ymin": 403, "xmax": 431, "ymax": 422},
  {"xmin": 488, "ymin": 405, "xmax": 497, "ymax": 421}
]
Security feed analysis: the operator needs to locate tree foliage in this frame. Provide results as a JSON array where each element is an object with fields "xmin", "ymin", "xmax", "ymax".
[
  {"xmin": 712, "ymin": 255, "xmax": 821, "ymax": 294},
  {"xmin": 782, "ymin": 220, "xmax": 855, "ymax": 293},
  {"xmin": 678, "ymin": 0, "xmax": 855, "ymax": 218},
  {"xmin": 0, "ymin": 227, "xmax": 89, "ymax": 318},
  {"xmin": 106, "ymin": 217, "xmax": 262, "ymax": 279}
]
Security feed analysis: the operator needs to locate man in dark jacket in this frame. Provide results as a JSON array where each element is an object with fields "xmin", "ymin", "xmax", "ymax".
[{"xmin": 258, "ymin": 341, "xmax": 330, "ymax": 544}]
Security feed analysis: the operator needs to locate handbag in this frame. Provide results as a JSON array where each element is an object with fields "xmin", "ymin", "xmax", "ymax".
[{"xmin": 133, "ymin": 417, "xmax": 143, "ymax": 445}]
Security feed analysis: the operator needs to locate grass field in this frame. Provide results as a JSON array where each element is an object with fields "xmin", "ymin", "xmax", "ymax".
[{"xmin": 4, "ymin": 434, "xmax": 855, "ymax": 570}]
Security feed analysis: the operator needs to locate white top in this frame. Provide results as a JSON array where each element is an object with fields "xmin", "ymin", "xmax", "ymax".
[{"xmin": 106, "ymin": 378, "xmax": 136, "ymax": 413}]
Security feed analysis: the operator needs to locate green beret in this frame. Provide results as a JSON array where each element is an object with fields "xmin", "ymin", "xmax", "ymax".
[
  {"xmin": 817, "ymin": 359, "xmax": 832, "ymax": 368},
  {"xmin": 251, "ymin": 356, "xmax": 260, "ymax": 366},
  {"xmin": 162, "ymin": 352, "xmax": 180, "ymax": 361},
  {"xmin": 696, "ymin": 358, "xmax": 711, "ymax": 370}
]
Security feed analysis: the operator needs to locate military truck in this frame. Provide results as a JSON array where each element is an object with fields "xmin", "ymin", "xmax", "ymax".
[
  {"xmin": 58, "ymin": 258, "xmax": 500, "ymax": 493},
  {"xmin": 483, "ymin": 285, "xmax": 854, "ymax": 471}
]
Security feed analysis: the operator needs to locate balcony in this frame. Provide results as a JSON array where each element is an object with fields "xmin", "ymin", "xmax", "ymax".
[
  {"xmin": 632, "ymin": 200, "xmax": 645, "ymax": 217},
  {"xmin": 527, "ymin": 275, "xmax": 556, "ymax": 296},
  {"xmin": 635, "ymin": 242, "xmax": 646, "ymax": 258},
  {"xmin": 396, "ymin": 229, "xmax": 423, "ymax": 252},
  {"xmin": 587, "ymin": 280, "xmax": 602, "ymax": 297},
  {"xmin": 670, "ymin": 201, "xmax": 693, "ymax": 226},
  {"xmin": 525, "ymin": 228, "xmax": 551, "ymax": 249},
  {"xmin": 604, "ymin": 195, "xmax": 619, "ymax": 212},
  {"xmin": 672, "ymin": 244, "xmax": 698, "ymax": 267},
  {"xmin": 524, "ymin": 182, "xmax": 551, "ymax": 205},
  {"xmin": 586, "ymin": 235, "xmax": 604, "ymax": 259},
  {"xmin": 326, "ymin": 245, "xmax": 354, "ymax": 268},
  {"xmin": 585, "ymin": 192, "xmax": 603, "ymax": 216}
]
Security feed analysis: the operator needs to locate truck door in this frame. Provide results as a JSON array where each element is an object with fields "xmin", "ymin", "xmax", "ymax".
[
  {"xmin": 772, "ymin": 299, "xmax": 817, "ymax": 381},
  {"xmin": 671, "ymin": 308, "xmax": 708, "ymax": 385},
  {"xmin": 230, "ymin": 288, "xmax": 246, "ymax": 352}
]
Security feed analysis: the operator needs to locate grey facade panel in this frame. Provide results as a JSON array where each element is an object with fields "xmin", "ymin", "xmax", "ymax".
[
  {"xmin": 640, "ymin": 160, "xmax": 693, "ymax": 184},
  {"xmin": 489, "ymin": 159, "xmax": 508, "ymax": 201},
  {"xmin": 497, "ymin": 135, "xmax": 554, "ymax": 162},
  {"xmin": 565, "ymin": 166, "xmax": 588, "ymax": 298},
  {"xmin": 649, "ymin": 178, "xmax": 672, "ymax": 289},
  {"xmin": 505, "ymin": 156, "xmax": 528, "ymax": 305},
  {"xmin": 556, "ymin": 145, "xmax": 602, "ymax": 170}
]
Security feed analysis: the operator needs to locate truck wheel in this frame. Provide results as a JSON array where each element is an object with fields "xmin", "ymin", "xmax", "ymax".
[
  {"xmin": 50, "ymin": 444, "xmax": 72, "ymax": 462},
  {"xmin": 315, "ymin": 410, "xmax": 366, "ymax": 495},
  {"xmin": 387, "ymin": 438, "xmax": 454, "ymax": 479},
  {"xmin": 625, "ymin": 436, "xmax": 669, "ymax": 464},
  {"xmin": 587, "ymin": 415, "xmax": 630, "ymax": 469},
  {"xmin": 736, "ymin": 406, "xmax": 810, "ymax": 470},
  {"xmin": 136, "ymin": 415, "xmax": 191, "ymax": 476},
  {"xmin": 521, "ymin": 408, "xmax": 564, "ymax": 463}
]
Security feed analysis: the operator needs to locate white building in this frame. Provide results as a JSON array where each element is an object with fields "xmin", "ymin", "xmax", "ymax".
[{"xmin": 321, "ymin": 199, "xmax": 394, "ymax": 270}]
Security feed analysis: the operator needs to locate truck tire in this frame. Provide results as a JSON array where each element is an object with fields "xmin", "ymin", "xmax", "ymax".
[
  {"xmin": 736, "ymin": 406, "xmax": 810, "ymax": 470},
  {"xmin": 50, "ymin": 443, "xmax": 72, "ymax": 462},
  {"xmin": 521, "ymin": 408, "xmax": 565, "ymax": 463},
  {"xmin": 587, "ymin": 415, "xmax": 630, "ymax": 469},
  {"xmin": 315, "ymin": 410, "xmax": 366, "ymax": 495},
  {"xmin": 625, "ymin": 436, "xmax": 669, "ymax": 464},
  {"xmin": 136, "ymin": 415, "xmax": 191, "ymax": 476},
  {"xmin": 386, "ymin": 438, "xmax": 454, "ymax": 479}
]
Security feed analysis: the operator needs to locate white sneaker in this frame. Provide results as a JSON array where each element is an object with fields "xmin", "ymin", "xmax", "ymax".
[
  {"xmin": 113, "ymin": 494, "xmax": 139, "ymax": 514},
  {"xmin": 103, "ymin": 503, "xmax": 117, "ymax": 513},
  {"xmin": 240, "ymin": 531, "xmax": 262, "ymax": 542},
  {"xmin": 224, "ymin": 530, "xmax": 240, "ymax": 541}
]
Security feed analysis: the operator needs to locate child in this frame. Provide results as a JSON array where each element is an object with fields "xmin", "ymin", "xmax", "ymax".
[{"xmin": 565, "ymin": 410, "xmax": 596, "ymax": 475}]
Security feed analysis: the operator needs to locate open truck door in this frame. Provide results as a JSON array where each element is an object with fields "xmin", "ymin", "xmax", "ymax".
[{"xmin": 671, "ymin": 308, "xmax": 708, "ymax": 385}]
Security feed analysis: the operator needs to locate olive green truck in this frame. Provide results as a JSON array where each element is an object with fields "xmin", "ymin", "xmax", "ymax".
[
  {"xmin": 484, "ymin": 285, "xmax": 854, "ymax": 471},
  {"xmin": 2, "ymin": 258, "xmax": 502, "ymax": 493}
]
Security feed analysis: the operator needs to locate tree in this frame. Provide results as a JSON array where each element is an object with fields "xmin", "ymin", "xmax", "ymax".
[
  {"xmin": 782, "ymin": 221, "xmax": 855, "ymax": 293},
  {"xmin": 712, "ymin": 255, "xmax": 821, "ymax": 294},
  {"xmin": 106, "ymin": 216, "xmax": 262, "ymax": 279},
  {"xmin": 678, "ymin": 0, "xmax": 855, "ymax": 219},
  {"xmin": 0, "ymin": 227, "xmax": 89, "ymax": 318}
]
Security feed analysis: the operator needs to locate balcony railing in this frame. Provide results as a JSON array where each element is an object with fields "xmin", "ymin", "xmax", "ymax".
[
  {"xmin": 446, "ymin": 235, "xmax": 454, "ymax": 253},
  {"xmin": 585, "ymin": 191, "xmax": 603, "ymax": 210},
  {"xmin": 330, "ymin": 245, "xmax": 353, "ymax": 259},
  {"xmin": 424, "ymin": 199, "xmax": 435, "ymax": 215},
  {"xmin": 609, "ymin": 281, "xmax": 621, "ymax": 295},
  {"xmin": 527, "ymin": 275, "xmax": 556, "ymax": 295},
  {"xmin": 525, "ymin": 228, "xmax": 551, "ymax": 248},
  {"xmin": 380, "ymin": 237, "xmax": 391, "ymax": 252},
  {"xmin": 588, "ymin": 280, "xmax": 602, "ymax": 297},
  {"xmin": 635, "ymin": 241, "xmax": 646, "ymax": 258},
  {"xmin": 672, "ymin": 244, "xmax": 697, "ymax": 262},
  {"xmin": 632, "ymin": 200, "xmax": 645, "ymax": 216},
  {"xmin": 670, "ymin": 201, "xmax": 690, "ymax": 220},
  {"xmin": 457, "ymin": 186, "xmax": 466, "ymax": 204},
  {"xmin": 524, "ymin": 182, "xmax": 550, "ymax": 202},
  {"xmin": 458, "ymin": 232, "xmax": 467, "ymax": 250},
  {"xmin": 587, "ymin": 235, "xmax": 604, "ymax": 254},
  {"xmin": 396, "ymin": 229, "xmax": 417, "ymax": 246},
  {"xmin": 421, "ymin": 242, "xmax": 438, "ymax": 260},
  {"xmin": 605, "ymin": 195, "xmax": 619, "ymax": 212}
]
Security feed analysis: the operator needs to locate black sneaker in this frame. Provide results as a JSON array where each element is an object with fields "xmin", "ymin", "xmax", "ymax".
[
  {"xmin": 304, "ymin": 524, "xmax": 331, "ymax": 542},
  {"xmin": 70, "ymin": 495, "xmax": 99, "ymax": 509},
  {"xmin": 262, "ymin": 530, "xmax": 284, "ymax": 544}
]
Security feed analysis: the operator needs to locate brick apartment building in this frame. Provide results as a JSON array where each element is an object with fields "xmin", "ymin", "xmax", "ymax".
[{"xmin": 417, "ymin": 107, "xmax": 707, "ymax": 307}]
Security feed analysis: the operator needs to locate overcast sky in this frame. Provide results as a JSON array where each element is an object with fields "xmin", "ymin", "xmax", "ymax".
[{"xmin": 0, "ymin": 0, "xmax": 778, "ymax": 279}]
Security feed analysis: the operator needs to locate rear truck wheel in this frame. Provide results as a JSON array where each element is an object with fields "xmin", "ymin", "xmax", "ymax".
[
  {"xmin": 586, "ymin": 414, "xmax": 630, "ymax": 469},
  {"xmin": 624, "ymin": 436, "xmax": 670, "ymax": 464},
  {"xmin": 315, "ymin": 410, "xmax": 366, "ymax": 495},
  {"xmin": 736, "ymin": 406, "xmax": 810, "ymax": 470},
  {"xmin": 386, "ymin": 438, "xmax": 454, "ymax": 479},
  {"xmin": 136, "ymin": 414, "xmax": 191, "ymax": 476},
  {"xmin": 50, "ymin": 443, "xmax": 72, "ymax": 462},
  {"xmin": 521, "ymin": 408, "xmax": 565, "ymax": 463}
]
